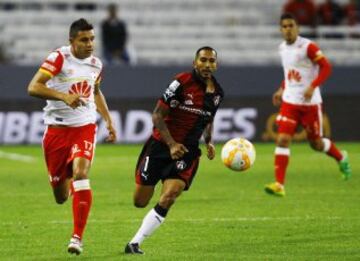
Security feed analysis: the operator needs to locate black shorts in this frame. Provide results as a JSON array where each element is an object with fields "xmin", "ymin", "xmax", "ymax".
[{"xmin": 135, "ymin": 137, "xmax": 201, "ymax": 190}]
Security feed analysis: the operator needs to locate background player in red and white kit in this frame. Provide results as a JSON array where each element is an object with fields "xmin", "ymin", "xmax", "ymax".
[
  {"xmin": 265, "ymin": 13, "xmax": 351, "ymax": 197},
  {"xmin": 27, "ymin": 18, "xmax": 116, "ymax": 255},
  {"xmin": 124, "ymin": 47, "xmax": 224, "ymax": 254}
]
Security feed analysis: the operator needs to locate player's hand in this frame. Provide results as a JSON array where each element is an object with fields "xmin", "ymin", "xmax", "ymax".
[
  {"xmin": 206, "ymin": 143, "xmax": 215, "ymax": 160},
  {"xmin": 272, "ymin": 89, "xmax": 283, "ymax": 107},
  {"xmin": 169, "ymin": 142, "xmax": 189, "ymax": 160},
  {"xmin": 105, "ymin": 121, "xmax": 117, "ymax": 143},
  {"xmin": 63, "ymin": 94, "xmax": 86, "ymax": 109},
  {"xmin": 304, "ymin": 85, "xmax": 315, "ymax": 102}
]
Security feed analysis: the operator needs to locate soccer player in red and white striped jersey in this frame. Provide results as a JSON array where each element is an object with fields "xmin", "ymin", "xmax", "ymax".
[{"xmin": 265, "ymin": 13, "xmax": 352, "ymax": 197}]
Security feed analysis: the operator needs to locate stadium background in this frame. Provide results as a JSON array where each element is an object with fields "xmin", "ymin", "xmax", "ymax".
[{"xmin": 0, "ymin": 0, "xmax": 359, "ymax": 144}]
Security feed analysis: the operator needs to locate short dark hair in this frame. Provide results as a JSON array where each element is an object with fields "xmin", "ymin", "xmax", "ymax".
[
  {"xmin": 195, "ymin": 46, "xmax": 217, "ymax": 58},
  {"xmin": 280, "ymin": 13, "xmax": 298, "ymax": 24},
  {"xmin": 69, "ymin": 18, "xmax": 93, "ymax": 38}
]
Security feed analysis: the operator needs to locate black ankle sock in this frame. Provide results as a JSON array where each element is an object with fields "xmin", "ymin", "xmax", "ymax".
[{"xmin": 154, "ymin": 203, "xmax": 168, "ymax": 218}]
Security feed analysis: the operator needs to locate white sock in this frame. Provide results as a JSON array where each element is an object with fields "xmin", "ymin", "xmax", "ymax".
[
  {"xmin": 322, "ymin": 138, "xmax": 331, "ymax": 152},
  {"xmin": 130, "ymin": 208, "xmax": 165, "ymax": 245}
]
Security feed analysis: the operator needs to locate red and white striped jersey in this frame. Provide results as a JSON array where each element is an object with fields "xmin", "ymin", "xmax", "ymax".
[
  {"xmin": 39, "ymin": 46, "xmax": 102, "ymax": 126},
  {"xmin": 279, "ymin": 36, "xmax": 323, "ymax": 105}
]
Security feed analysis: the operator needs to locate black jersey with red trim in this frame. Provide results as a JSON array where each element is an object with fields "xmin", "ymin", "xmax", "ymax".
[{"xmin": 152, "ymin": 70, "xmax": 224, "ymax": 148}]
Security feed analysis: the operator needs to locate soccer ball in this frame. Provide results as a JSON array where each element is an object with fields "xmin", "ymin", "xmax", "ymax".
[{"xmin": 221, "ymin": 138, "xmax": 256, "ymax": 171}]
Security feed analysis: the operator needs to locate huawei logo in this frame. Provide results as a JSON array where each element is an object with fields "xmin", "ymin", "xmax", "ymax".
[
  {"xmin": 69, "ymin": 80, "xmax": 91, "ymax": 98},
  {"xmin": 287, "ymin": 69, "xmax": 302, "ymax": 82}
]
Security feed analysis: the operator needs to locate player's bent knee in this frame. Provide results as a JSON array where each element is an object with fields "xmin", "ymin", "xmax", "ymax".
[
  {"xmin": 134, "ymin": 201, "xmax": 148, "ymax": 208},
  {"xmin": 310, "ymin": 142, "xmax": 322, "ymax": 151},
  {"xmin": 133, "ymin": 197, "xmax": 150, "ymax": 208},
  {"xmin": 73, "ymin": 169, "xmax": 88, "ymax": 180},
  {"xmin": 277, "ymin": 138, "xmax": 290, "ymax": 147},
  {"xmin": 54, "ymin": 195, "xmax": 68, "ymax": 204}
]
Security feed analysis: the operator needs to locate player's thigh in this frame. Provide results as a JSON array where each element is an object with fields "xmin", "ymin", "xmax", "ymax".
[
  {"xmin": 133, "ymin": 184, "xmax": 155, "ymax": 208},
  {"xmin": 276, "ymin": 102, "xmax": 299, "ymax": 138},
  {"xmin": 135, "ymin": 139, "xmax": 169, "ymax": 187},
  {"xmin": 165, "ymin": 154, "xmax": 200, "ymax": 191},
  {"xmin": 43, "ymin": 128, "xmax": 72, "ymax": 188},
  {"xmin": 69, "ymin": 124, "xmax": 96, "ymax": 180},
  {"xmin": 302, "ymin": 104, "xmax": 322, "ymax": 141}
]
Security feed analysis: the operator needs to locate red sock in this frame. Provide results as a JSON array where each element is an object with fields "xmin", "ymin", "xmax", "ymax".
[
  {"xmin": 72, "ymin": 180, "xmax": 92, "ymax": 240},
  {"xmin": 322, "ymin": 138, "xmax": 343, "ymax": 161},
  {"xmin": 274, "ymin": 147, "xmax": 290, "ymax": 185}
]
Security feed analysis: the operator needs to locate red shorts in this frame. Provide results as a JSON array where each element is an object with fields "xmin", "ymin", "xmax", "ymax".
[
  {"xmin": 42, "ymin": 124, "xmax": 96, "ymax": 188},
  {"xmin": 276, "ymin": 102, "xmax": 323, "ymax": 140}
]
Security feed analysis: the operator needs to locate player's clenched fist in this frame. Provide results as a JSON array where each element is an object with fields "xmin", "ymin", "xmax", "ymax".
[
  {"xmin": 206, "ymin": 143, "xmax": 215, "ymax": 160},
  {"xmin": 63, "ymin": 93, "xmax": 86, "ymax": 109},
  {"xmin": 169, "ymin": 143, "xmax": 189, "ymax": 160},
  {"xmin": 272, "ymin": 89, "xmax": 283, "ymax": 107}
]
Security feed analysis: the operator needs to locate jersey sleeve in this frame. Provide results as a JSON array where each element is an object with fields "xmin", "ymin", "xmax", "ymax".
[
  {"xmin": 307, "ymin": 43, "xmax": 332, "ymax": 88},
  {"xmin": 39, "ymin": 51, "xmax": 64, "ymax": 77},
  {"xmin": 307, "ymin": 43, "xmax": 324, "ymax": 62},
  {"xmin": 158, "ymin": 79, "xmax": 182, "ymax": 108},
  {"xmin": 95, "ymin": 69, "xmax": 103, "ymax": 85}
]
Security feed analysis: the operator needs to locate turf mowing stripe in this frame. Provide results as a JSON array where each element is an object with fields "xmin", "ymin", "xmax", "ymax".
[
  {"xmin": 0, "ymin": 150, "xmax": 36, "ymax": 163},
  {"xmin": 0, "ymin": 216, "xmax": 344, "ymax": 226}
]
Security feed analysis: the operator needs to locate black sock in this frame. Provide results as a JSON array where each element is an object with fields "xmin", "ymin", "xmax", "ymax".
[{"xmin": 154, "ymin": 203, "xmax": 168, "ymax": 218}]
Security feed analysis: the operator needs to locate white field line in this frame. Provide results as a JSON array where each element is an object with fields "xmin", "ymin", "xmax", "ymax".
[
  {"xmin": 0, "ymin": 216, "xmax": 343, "ymax": 226},
  {"xmin": 0, "ymin": 150, "xmax": 36, "ymax": 163}
]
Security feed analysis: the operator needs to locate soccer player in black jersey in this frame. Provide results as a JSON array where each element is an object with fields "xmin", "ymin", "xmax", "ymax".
[{"xmin": 125, "ymin": 46, "xmax": 224, "ymax": 254}]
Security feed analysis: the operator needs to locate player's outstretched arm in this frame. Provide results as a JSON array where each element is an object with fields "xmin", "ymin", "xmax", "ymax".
[
  {"xmin": 152, "ymin": 103, "xmax": 188, "ymax": 160},
  {"xmin": 94, "ymin": 84, "xmax": 116, "ymax": 142},
  {"xmin": 27, "ymin": 70, "xmax": 84, "ymax": 108}
]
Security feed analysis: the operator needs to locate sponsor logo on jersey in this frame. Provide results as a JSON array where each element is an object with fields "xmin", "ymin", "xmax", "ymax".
[
  {"xmin": 163, "ymin": 80, "xmax": 181, "ymax": 101},
  {"xmin": 169, "ymin": 80, "xmax": 180, "ymax": 91},
  {"xmin": 178, "ymin": 105, "xmax": 211, "ymax": 116},
  {"xmin": 69, "ymin": 80, "xmax": 91, "ymax": 98},
  {"xmin": 287, "ymin": 69, "xmax": 302, "ymax": 82}
]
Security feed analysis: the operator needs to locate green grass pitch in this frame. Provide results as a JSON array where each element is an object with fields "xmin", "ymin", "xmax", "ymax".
[{"xmin": 0, "ymin": 143, "xmax": 359, "ymax": 260}]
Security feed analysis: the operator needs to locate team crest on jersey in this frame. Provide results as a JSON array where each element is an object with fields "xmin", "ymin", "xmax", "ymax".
[
  {"xmin": 69, "ymin": 80, "xmax": 91, "ymax": 98},
  {"xmin": 91, "ymin": 58, "xmax": 96, "ymax": 65},
  {"xmin": 176, "ymin": 160, "xmax": 187, "ymax": 170},
  {"xmin": 213, "ymin": 95, "xmax": 221, "ymax": 106}
]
